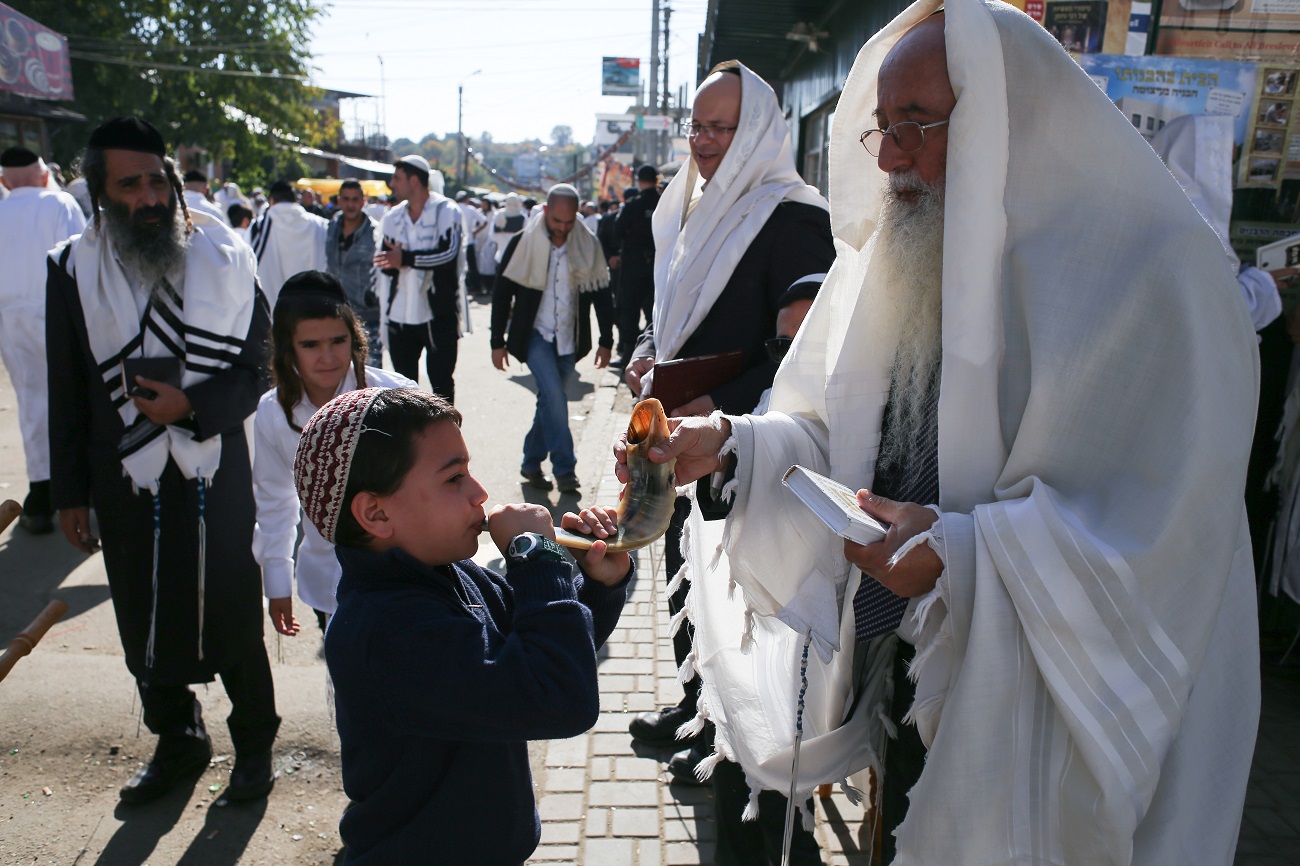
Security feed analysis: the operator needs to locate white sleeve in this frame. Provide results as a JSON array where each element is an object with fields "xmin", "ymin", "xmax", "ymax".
[
  {"xmin": 1238, "ymin": 266, "xmax": 1283, "ymax": 331},
  {"xmin": 251, "ymin": 399, "xmax": 300, "ymax": 600}
]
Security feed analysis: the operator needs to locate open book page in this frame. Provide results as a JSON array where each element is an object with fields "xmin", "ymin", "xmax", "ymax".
[{"xmin": 782, "ymin": 465, "xmax": 888, "ymax": 546}]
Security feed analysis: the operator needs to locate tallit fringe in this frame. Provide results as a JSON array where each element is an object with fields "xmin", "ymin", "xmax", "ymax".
[
  {"xmin": 840, "ymin": 781, "xmax": 865, "ymax": 807},
  {"xmin": 694, "ymin": 750, "xmax": 725, "ymax": 781},
  {"xmin": 664, "ymin": 562, "xmax": 689, "ymax": 599},
  {"xmin": 739, "ymin": 607, "xmax": 756, "ymax": 653},
  {"xmin": 676, "ymin": 708, "xmax": 710, "ymax": 740},
  {"xmin": 874, "ymin": 703, "xmax": 898, "ymax": 740},
  {"xmin": 887, "ymin": 528, "xmax": 937, "ymax": 569},
  {"xmin": 714, "ymin": 416, "xmax": 740, "ymax": 504},
  {"xmin": 902, "ymin": 691, "xmax": 947, "ymax": 730},
  {"xmin": 144, "ymin": 486, "xmax": 162, "ymax": 672},
  {"xmin": 797, "ymin": 800, "xmax": 815, "ymax": 833},
  {"xmin": 911, "ymin": 585, "xmax": 944, "ymax": 633},
  {"xmin": 906, "ymin": 626, "xmax": 951, "ymax": 682},
  {"xmin": 668, "ymin": 605, "xmax": 691, "ymax": 637},
  {"xmin": 742, "ymin": 784, "xmax": 762, "ymax": 822},
  {"xmin": 676, "ymin": 650, "xmax": 698, "ymax": 685},
  {"xmin": 196, "ymin": 476, "xmax": 207, "ymax": 661}
]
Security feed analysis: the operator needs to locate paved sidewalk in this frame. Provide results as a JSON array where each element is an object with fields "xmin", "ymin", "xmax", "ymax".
[{"xmin": 533, "ymin": 375, "xmax": 1300, "ymax": 866}]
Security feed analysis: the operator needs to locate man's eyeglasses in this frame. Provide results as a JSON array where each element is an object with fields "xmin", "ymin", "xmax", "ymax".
[
  {"xmin": 681, "ymin": 120, "xmax": 739, "ymax": 140},
  {"xmin": 859, "ymin": 119, "xmax": 950, "ymax": 157},
  {"xmin": 765, "ymin": 336, "xmax": 794, "ymax": 364}
]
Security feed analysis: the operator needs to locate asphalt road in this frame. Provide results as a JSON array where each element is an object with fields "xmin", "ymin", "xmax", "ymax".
[{"xmin": 0, "ymin": 294, "xmax": 633, "ymax": 865}]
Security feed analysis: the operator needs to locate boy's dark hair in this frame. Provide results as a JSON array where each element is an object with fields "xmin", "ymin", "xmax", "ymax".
[
  {"xmin": 334, "ymin": 389, "xmax": 463, "ymax": 549},
  {"xmin": 339, "ymin": 179, "xmax": 363, "ymax": 194}
]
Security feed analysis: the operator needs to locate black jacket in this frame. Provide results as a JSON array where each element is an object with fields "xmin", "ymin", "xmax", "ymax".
[
  {"xmin": 490, "ymin": 232, "xmax": 615, "ymax": 363},
  {"xmin": 616, "ymin": 186, "xmax": 660, "ymax": 267},
  {"xmin": 633, "ymin": 200, "xmax": 834, "ymax": 414}
]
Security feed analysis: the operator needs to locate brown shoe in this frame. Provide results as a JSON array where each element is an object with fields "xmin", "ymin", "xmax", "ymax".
[{"xmin": 556, "ymin": 473, "xmax": 581, "ymax": 494}]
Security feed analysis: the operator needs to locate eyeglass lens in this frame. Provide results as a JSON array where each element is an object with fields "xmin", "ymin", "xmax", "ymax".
[
  {"xmin": 766, "ymin": 337, "xmax": 794, "ymax": 363},
  {"xmin": 683, "ymin": 123, "xmax": 733, "ymax": 140},
  {"xmin": 860, "ymin": 122, "xmax": 927, "ymax": 157}
]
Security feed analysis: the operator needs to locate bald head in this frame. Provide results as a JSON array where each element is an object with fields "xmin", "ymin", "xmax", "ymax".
[
  {"xmin": 875, "ymin": 12, "xmax": 955, "ymax": 194},
  {"xmin": 0, "ymin": 161, "xmax": 49, "ymax": 191},
  {"xmin": 690, "ymin": 69, "xmax": 742, "ymax": 181}
]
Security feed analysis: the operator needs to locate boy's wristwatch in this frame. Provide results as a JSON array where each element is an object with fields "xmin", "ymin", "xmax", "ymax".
[{"xmin": 506, "ymin": 532, "xmax": 566, "ymax": 564}]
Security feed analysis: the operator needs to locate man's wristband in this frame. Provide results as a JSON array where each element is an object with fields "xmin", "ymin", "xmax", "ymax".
[{"xmin": 506, "ymin": 532, "xmax": 566, "ymax": 564}]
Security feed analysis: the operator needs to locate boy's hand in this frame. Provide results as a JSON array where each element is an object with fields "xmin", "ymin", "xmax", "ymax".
[
  {"xmin": 561, "ymin": 506, "xmax": 632, "ymax": 587},
  {"xmin": 268, "ymin": 597, "xmax": 301, "ymax": 636},
  {"xmin": 488, "ymin": 503, "xmax": 556, "ymax": 556}
]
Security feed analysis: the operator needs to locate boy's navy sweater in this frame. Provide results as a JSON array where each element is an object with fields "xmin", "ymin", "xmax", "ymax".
[{"xmin": 326, "ymin": 544, "xmax": 630, "ymax": 865}]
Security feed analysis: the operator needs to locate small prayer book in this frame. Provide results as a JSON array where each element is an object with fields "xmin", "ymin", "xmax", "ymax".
[
  {"xmin": 650, "ymin": 350, "xmax": 744, "ymax": 414},
  {"xmin": 782, "ymin": 465, "xmax": 888, "ymax": 546}
]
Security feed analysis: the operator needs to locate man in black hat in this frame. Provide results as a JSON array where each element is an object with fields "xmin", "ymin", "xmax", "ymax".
[
  {"xmin": 46, "ymin": 116, "xmax": 281, "ymax": 804},
  {"xmin": 0, "ymin": 146, "xmax": 86, "ymax": 534},
  {"xmin": 611, "ymin": 164, "xmax": 661, "ymax": 368},
  {"xmin": 181, "ymin": 168, "xmax": 228, "ymax": 224}
]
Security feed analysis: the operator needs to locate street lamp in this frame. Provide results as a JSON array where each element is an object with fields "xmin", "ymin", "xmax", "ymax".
[{"xmin": 457, "ymin": 69, "xmax": 482, "ymax": 187}]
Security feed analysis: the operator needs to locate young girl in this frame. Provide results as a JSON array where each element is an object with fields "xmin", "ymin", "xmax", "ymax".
[{"xmin": 252, "ymin": 270, "xmax": 415, "ymax": 636}]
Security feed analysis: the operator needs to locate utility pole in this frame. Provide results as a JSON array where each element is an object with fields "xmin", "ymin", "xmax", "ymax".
[
  {"xmin": 649, "ymin": 0, "xmax": 660, "ymax": 165},
  {"xmin": 662, "ymin": 5, "xmax": 672, "ymax": 112},
  {"xmin": 457, "ymin": 69, "xmax": 482, "ymax": 188}
]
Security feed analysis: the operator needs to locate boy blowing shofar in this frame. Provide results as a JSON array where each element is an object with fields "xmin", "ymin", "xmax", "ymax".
[{"xmin": 293, "ymin": 387, "xmax": 631, "ymax": 864}]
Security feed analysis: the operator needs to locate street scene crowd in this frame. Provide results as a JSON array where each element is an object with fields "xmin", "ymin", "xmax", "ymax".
[{"xmin": 3, "ymin": 0, "xmax": 1300, "ymax": 864}]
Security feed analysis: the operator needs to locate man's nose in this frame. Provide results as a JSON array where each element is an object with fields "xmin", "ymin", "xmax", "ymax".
[
  {"xmin": 876, "ymin": 132, "xmax": 911, "ymax": 174},
  {"xmin": 141, "ymin": 185, "xmax": 165, "ymax": 207}
]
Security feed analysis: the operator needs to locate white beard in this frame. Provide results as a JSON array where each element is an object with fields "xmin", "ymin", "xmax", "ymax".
[{"xmin": 873, "ymin": 170, "xmax": 945, "ymax": 470}]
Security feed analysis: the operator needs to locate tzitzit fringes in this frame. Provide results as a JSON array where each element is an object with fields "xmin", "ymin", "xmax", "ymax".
[
  {"xmin": 196, "ymin": 476, "xmax": 207, "ymax": 661},
  {"xmin": 144, "ymin": 485, "xmax": 161, "ymax": 672},
  {"xmin": 781, "ymin": 633, "xmax": 814, "ymax": 864}
]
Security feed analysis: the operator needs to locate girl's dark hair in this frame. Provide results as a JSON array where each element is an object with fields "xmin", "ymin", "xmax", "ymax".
[
  {"xmin": 334, "ymin": 389, "xmax": 463, "ymax": 549},
  {"xmin": 269, "ymin": 293, "xmax": 369, "ymax": 431}
]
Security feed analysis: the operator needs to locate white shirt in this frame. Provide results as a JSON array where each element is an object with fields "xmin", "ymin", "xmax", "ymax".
[
  {"xmin": 252, "ymin": 366, "xmax": 416, "ymax": 613},
  {"xmin": 183, "ymin": 189, "xmax": 229, "ymax": 225},
  {"xmin": 459, "ymin": 201, "xmax": 488, "ymax": 244},
  {"xmin": 0, "ymin": 186, "xmax": 86, "ymax": 308},
  {"xmin": 583, "ymin": 213, "xmax": 600, "ymax": 234},
  {"xmin": 250, "ymin": 202, "xmax": 329, "ymax": 304},
  {"xmin": 378, "ymin": 195, "xmax": 463, "ymax": 325},
  {"xmin": 534, "ymin": 241, "xmax": 576, "ymax": 355}
]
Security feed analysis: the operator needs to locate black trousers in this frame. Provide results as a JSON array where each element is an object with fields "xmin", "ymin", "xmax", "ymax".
[
  {"xmin": 465, "ymin": 244, "xmax": 480, "ymax": 292},
  {"xmin": 616, "ymin": 265, "xmax": 653, "ymax": 356},
  {"xmin": 664, "ymin": 496, "xmax": 699, "ymax": 713},
  {"xmin": 713, "ymin": 758, "xmax": 824, "ymax": 866},
  {"xmin": 138, "ymin": 645, "xmax": 280, "ymax": 755},
  {"xmin": 388, "ymin": 319, "xmax": 459, "ymax": 404},
  {"xmin": 881, "ymin": 642, "xmax": 925, "ymax": 863}
]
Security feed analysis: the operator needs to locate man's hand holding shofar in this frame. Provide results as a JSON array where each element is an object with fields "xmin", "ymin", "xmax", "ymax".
[
  {"xmin": 613, "ymin": 413, "xmax": 731, "ymax": 487},
  {"xmin": 844, "ymin": 491, "xmax": 943, "ymax": 597}
]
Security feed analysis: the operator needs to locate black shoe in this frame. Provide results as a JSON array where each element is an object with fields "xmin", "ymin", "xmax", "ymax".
[
  {"xmin": 17, "ymin": 512, "xmax": 54, "ymax": 535},
  {"xmin": 19, "ymin": 482, "xmax": 54, "ymax": 535},
  {"xmin": 119, "ymin": 733, "xmax": 212, "ymax": 804},
  {"xmin": 610, "ymin": 356, "xmax": 629, "ymax": 370},
  {"xmin": 521, "ymin": 469, "xmax": 553, "ymax": 492},
  {"xmin": 555, "ymin": 473, "xmax": 581, "ymax": 494},
  {"xmin": 225, "ymin": 748, "xmax": 275, "ymax": 801},
  {"xmin": 628, "ymin": 705, "xmax": 696, "ymax": 747},
  {"xmin": 667, "ymin": 741, "xmax": 712, "ymax": 786}
]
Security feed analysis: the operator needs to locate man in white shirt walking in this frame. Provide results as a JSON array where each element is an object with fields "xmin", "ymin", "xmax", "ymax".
[
  {"xmin": 181, "ymin": 169, "xmax": 229, "ymax": 224},
  {"xmin": 375, "ymin": 155, "xmax": 466, "ymax": 402},
  {"xmin": 249, "ymin": 179, "xmax": 329, "ymax": 304},
  {"xmin": 0, "ymin": 146, "xmax": 87, "ymax": 533}
]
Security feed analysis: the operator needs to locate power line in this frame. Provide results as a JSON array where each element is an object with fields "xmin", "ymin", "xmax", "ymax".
[{"xmin": 69, "ymin": 51, "xmax": 310, "ymax": 81}]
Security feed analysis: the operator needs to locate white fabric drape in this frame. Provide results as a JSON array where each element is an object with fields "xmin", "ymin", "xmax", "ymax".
[
  {"xmin": 712, "ymin": 1, "xmax": 1260, "ymax": 863},
  {"xmin": 649, "ymin": 63, "xmax": 826, "ymax": 366}
]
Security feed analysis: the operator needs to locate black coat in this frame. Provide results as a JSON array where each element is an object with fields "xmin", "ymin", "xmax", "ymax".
[
  {"xmin": 490, "ymin": 233, "xmax": 615, "ymax": 363},
  {"xmin": 46, "ymin": 251, "xmax": 272, "ymax": 685},
  {"xmin": 633, "ymin": 200, "xmax": 834, "ymax": 414}
]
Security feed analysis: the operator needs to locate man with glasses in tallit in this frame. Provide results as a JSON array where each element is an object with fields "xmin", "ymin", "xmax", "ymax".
[{"xmin": 617, "ymin": 1, "xmax": 1260, "ymax": 862}]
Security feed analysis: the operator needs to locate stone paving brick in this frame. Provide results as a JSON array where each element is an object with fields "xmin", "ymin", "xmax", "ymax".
[
  {"xmin": 615, "ymin": 755, "xmax": 664, "ymax": 780},
  {"xmin": 601, "ymin": 657, "xmax": 656, "ymax": 674},
  {"xmin": 627, "ymin": 691, "xmax": 658, "ymax": 712},
  {"xmin": 638, "ymin": 674, "xmax": 659, "ymax": 693},
  {"xmin": 593, "ymin": 712, "xmax": 634, "ymax": 732},
  {"xmin": 539, "ymin": 821, "xmax": 580, "ymax": 845},
  {"xmin": 599, "ymin": 674, "xmax": 637, "ymax": 691},
  {"xmin": 543, "ymin": 767, "xmax": 585, "ymax": 793},
  {"xmin": 585, "ymin": 807, "xmax": 608, "ymax": 837},
  {"xmin": 589, "ymin": 780, "xmax": 661, "ymax": 807},
  {"xmin": 546, "ymin": 735, "xmax": 588, "ymax": 767},
  {"xmin": 611, "ymin": 806, "xmax": 661, "ymax": 836},
  {"xmin": 592, "ymin": 732, "xmax": 636, "ymax": 755},
  {"xmin": 666, "ymin": 840, "xmax": 715, "ymax": 864},
  {"xmin": 663, "ymin": 783, "xmax": 713, "ymax": 806},
  {"xmin": 638, "ymin": 838, "xmax": 663, "ymax": 866},
  {"xmin": 589, "ymin": 756, "xmax": 612, "ymax": 781},
  {"xmin": 537, "ymin": 793, "xmax": 583, "ymax": 821},
  {"xmin": 663, "ymin": 817, "xmax": 715, "ymax": 842},
  {"xmin": 585, "ymin": 837, "xmax": 635, "ymax": 866},
  {"xmin": 528, "ymin": 844, "xmax": 579, "ymax": 862}
]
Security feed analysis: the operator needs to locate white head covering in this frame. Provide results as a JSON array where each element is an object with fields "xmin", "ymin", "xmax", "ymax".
[
  {"xmin": 706, "ymin": 1, "xmax": 1260, "ymax": 860},
  {"xmin": 650, "ymin": 62, "xmax": 827, "ymax": 363},
  {"xmin": 1149, "ymin": 114, "xmax": 1237, "ymax": 264}
]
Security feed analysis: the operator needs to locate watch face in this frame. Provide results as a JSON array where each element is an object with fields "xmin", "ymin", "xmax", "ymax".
[{"xmin": 508, "ymin": 533, "xmax": 538, "ymax": 559}]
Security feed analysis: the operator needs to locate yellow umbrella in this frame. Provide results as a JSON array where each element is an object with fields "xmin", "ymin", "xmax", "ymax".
[{"xmin": 294, "ymin": 178, "xmax": 391, "ymax": 199}]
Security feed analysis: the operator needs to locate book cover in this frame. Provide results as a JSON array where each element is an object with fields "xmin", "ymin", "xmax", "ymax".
[
  {"xmin": 650, "ymin": 350, "xmax": 744, "ymax": 415},
  {"xmin": 782, "ymin": 465, "xmax": 889, "ymax": 547},
  {"xmin": 1045, "ymin": 1, "xmax": 1109, "ymax": 54}
]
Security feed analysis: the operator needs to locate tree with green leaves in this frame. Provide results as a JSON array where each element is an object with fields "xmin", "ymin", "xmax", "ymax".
[{"xmin": 23, "ymin": 0, "xmax": 334, "ymax": 187}]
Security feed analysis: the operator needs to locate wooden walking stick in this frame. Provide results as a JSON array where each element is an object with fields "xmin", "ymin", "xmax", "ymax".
[{"xmin": 0, "ymin": 500, "xmax": 70, "ymax": 683}]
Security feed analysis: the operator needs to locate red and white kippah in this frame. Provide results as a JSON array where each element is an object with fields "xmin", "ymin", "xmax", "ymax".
[{"xmin": 294, "ymin": 386, "xmax": 387, "ymax": 544}]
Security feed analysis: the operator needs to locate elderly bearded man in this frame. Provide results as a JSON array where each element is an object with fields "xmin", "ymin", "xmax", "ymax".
[
  {"xmin": 618, "ymin": 2, "xmax": 1260, "ymax": 863},
  {"xmin": 47, "ymin": 117, "xmax": 280, "ymax": 805}
]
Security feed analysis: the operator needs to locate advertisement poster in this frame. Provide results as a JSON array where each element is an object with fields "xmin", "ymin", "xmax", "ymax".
[
  {"xmin": 1160, "ymin": 0, "xmax": 1300, "ymax": 32},
  {"xmin": 601, "ymin": 57, "xmax": 640, "ymax": 97},
  {"xmin": 0, "ymin": 2, "xmax": 73, "ymax": 100},
  {"xmin": 1045, "ymin": 1, "xmax": 1110, "ymax": 52},
  {"xmin": 1155, "ymin": 28, "xmax": 1300, "ymax": 63},
  {"xmin": 1238, "ymin": 62, "xmax": 1300, "ymax": 187},
  {"xmin": 1076, "ymin": 53, "xmax": 1257, "ymax": 144}
]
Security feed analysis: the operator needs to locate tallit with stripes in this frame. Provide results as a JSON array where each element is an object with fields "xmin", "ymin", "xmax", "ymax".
[
  {"xmin": 65, "ymin": 210, "xmax": 256, "ymax": 492},
  {"xmin": 717, "ymin": 1, "xmax": 1261, "ymax": 863}
]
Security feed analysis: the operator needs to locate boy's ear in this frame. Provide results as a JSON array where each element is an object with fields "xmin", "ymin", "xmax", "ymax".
[{"xmin": 350, "ymin": 491, "xmax": 393, "ymax": 540}]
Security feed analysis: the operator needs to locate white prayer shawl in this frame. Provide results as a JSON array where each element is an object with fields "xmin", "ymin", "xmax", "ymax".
[
  {"xmin": 63, "ymin": 210, "xmax": 256, "ymax": 493},
  {"xmin": 714, "ymin": 1, "xmax": 1260, "ymax": 863},
  {"xmin": 649, "ymin": 63, "xmax": 826, "ymax": 366},
  {"xmin": 250, "ymin": 201, "xmax": 328, "ymax": 304},
  {"xmin": 501, "ymin": 208, "xmax": 609, "ymax": 294}
]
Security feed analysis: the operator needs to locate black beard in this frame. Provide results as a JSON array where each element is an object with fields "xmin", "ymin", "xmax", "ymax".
[{"xmin": 102, "ymin": 195, "xmax": 189, "ymax": 288}]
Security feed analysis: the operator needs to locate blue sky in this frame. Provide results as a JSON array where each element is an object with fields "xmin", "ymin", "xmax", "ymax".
[{"xmin": 307, "ymin": 0, "xmax": 707, "ymax": 145}]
